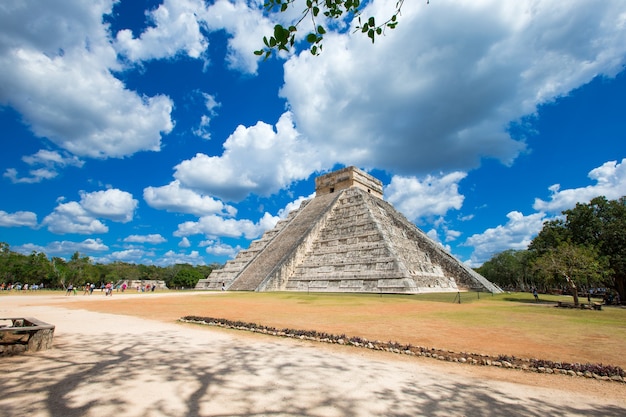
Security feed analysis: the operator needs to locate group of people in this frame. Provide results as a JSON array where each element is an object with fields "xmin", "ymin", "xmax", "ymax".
[
  {"xmin": 0, "ymin": 282, "xmax": 44, "ymax": 291},
  {"xmin": 64, "ymin": 282, "xmax": 115, "ymax": 296}
]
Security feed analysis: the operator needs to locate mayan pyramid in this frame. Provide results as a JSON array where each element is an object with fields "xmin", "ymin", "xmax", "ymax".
[{"xmin": 196, "ymin": 166, "xmax": 501, "ymax": 294}]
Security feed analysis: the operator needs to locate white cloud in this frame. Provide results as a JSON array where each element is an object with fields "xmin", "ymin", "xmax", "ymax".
[
  {"xmin": 0, "ymin": 210, "xmax": 38, "ymax": 227},
  {"xmin": 0, "ymin": 0, "xmax": 174, "ymax": 160},
  {"xmin": 464, "ymin": 211, "xmax": 548, "ymax": 266},
  {"xmin": 174, "ymin": 211, "xmax": 279, "ymax": 240},
  {"xmin": 14, "ymin": 238, "xmax": 109, "ymax": 257},
  {"xmin": 113, "ymin": 0, "xmax": 272, "ymax": 74},
  {"xmin": 5, "ymin": 149, "xmax": 85, "ymax": 184},
  {"xmin": 533, "ymin": 159, "xmax": 626, "ymax": 213},
  {"xmin": 173, "ymin": 112, "xmax": 322, "ymax": 201},
  {"xmin": 42, "ymin": 201, "xmax": 109, "ymax": 234},
  {"xmin": 192, "ymin": 92, "xmax": 221, "ymax": 139},
  {"xmin": 144, "ymin": 180, "xmax": 237, "ymax": 217},
  {"xmin": 115, "ymin": 0, "xmax": 208, "ymax": 62},
  {"xmin": 159, "ymin": 250, "xmax": 207, "ymax": 266},
  {"xmin": 204, "ymin": 241, "xmax": 241, "ymax": 258},
  {"xmin": 279, "ymin": 193, "xmax": 315, "ymax": 218},
  {"xmin": 42, "ymin": 188, "xmax": 137, "ymax": 234},
  {"xmin": 280, "ymin": 0, "xmax": 626, "ymax": 176},
  {"xmin": 201, "ymin": 0, "xmax": 274, "ymax": 74},
  {"xmin": 80, "ymin": 189, "xmax": 138, "ymax": 223},
  {"xmin": 385, "ymin": 172, "xmax": 467, "ymax": 222},
  {"xmin": 22, "ymin": 149, "xmax": 84, "ymax": 168},
  {"xmin": 124, "ymin": 234, "xmax": 167, "ymax": 244},
  {"xmin": 179, "ymin": 237, "xmax": 191, "ymax": 248}
]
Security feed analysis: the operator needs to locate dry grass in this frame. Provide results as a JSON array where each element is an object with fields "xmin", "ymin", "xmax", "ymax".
[{"xmin": 57, "ymin": 290, "xmax": 626, "ymax": 369}]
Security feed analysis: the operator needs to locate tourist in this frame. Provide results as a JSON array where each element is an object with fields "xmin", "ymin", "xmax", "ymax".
[
  {"xmin": 83, "ymin": 283, "xmax": 90, "ymax": 295},
  {"xmin": 532, "ymin": 287, "xmax": 539, "ymax": 302},
  {"xmin": 66, "ymin": 284, "xmax": 73, "ymax": 296}
]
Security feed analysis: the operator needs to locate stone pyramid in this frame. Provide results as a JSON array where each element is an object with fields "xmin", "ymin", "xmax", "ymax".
[{"xmin": 196, "ymin": 167, "xmax": 501, "ymax": 294}]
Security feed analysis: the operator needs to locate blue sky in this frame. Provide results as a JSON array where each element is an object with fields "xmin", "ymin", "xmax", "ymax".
[{"xmin": 1, "ymin": 0, "xmax": 625, "ymax": 267}]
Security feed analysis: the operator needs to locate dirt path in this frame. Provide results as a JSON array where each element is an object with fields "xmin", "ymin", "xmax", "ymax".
[{"xmin": 1, "ymin": 292, "xmax": 625, "ymax": 417}]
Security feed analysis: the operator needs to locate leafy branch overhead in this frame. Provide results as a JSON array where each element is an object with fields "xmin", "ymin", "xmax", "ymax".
[{"xmin": 254, "ymin": 0, "xmax": 412, "ymax": 59}]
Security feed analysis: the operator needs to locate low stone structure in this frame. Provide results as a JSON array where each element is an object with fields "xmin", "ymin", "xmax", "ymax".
[
  {"xmin": 115, "ymin": 280, "xmax": 168, "ymax": 291},
  {"xmin": 0, "ymin": 317, "xmax": 55, "ymax": 356},
  {"xmin": 197, "ymin": 167, "xmax": 501, "ymax": 294}
]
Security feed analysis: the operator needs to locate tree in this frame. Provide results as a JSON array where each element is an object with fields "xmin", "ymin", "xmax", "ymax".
[
  {"xmin": 532, "ymin": 242, "xmax": 609, "ymax": 306},
  {"xmin": 564, "ymin": 196, "xmax": 626, "ymax": 302},
  {"xmin": 476, "ymin": 249, "xmax": 532, "ymax": 290},
  {"xmin": 255, "ymin": 0, "xmax": 410, "ymax": 59},
  {"xmin": 529, "ymin": 196, "xmax": 626, "ymax": 303},
  {"xmin": 171, "ymin": 268, "xmax": 204, "ymax": 289}
]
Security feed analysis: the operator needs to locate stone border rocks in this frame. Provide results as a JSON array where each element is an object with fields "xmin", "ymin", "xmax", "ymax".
[{"xmin": 179, "ymin": 315, "xmax": 625, "ymax": 383}]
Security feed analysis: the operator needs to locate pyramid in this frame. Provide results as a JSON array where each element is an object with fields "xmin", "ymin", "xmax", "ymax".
[{"xmin": 196, "ymin": 167, "xmax": 501, "ymax": 294}]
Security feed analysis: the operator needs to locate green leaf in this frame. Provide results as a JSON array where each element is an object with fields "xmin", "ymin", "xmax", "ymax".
[
  {"xmin": 254, "ymin": 50, "xmax": 264, "ymax": 56},
  {"xmin": 306, "ymin": 33, "xmax": 318, "ymax": 43},
  {"xmin": 311, "ymin": 45, "xmax": 317, "ymax": 55},
  {"xmin": 313, "ymin": 6, "xmax": 319, "ymax": 16},
  {"xmin": 368, "ymin": 16, "xmax": 375, "ymax": 27},
  {"xmin": 317, "ymin": 25, "xmax": 326, "ymax": 35}
]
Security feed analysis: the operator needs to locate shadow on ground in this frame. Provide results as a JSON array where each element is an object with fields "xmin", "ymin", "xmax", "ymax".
[{"xmin": 1, "ymin": 326, "xmax": 625, "ymax": 417}]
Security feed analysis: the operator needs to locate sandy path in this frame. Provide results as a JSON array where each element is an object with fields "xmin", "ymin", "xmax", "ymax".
[{"xmin": 1, "ymin": 293, "xmax": 625, "ymax": 417}]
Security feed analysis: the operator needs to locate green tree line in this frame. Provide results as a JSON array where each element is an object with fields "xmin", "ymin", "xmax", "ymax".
[
  {"xmin": 0, "ymin": 243, "xmax": 219, "ymax": 290},
  {"xmin": 477, "ymin": 196, "xmax": 625, "ymax": 306}
]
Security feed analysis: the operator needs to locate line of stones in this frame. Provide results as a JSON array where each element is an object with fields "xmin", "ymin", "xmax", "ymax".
[{"xmin": 179, "ymin": 316, "xmax": 625, "ymax": 383}]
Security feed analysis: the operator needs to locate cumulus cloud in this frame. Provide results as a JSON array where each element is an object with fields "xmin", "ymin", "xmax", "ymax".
[
  {"xmin": 113, "ymin": 0, "xmax": 271, "ymax": 74},
  {"xmin": 280, "ymin": 0, "xmax": 626, "ymax": 176},
  {"xmin": 159, "ymin": 250, "xmax": 207, "ymax": 266},
  {"xmin": 192, "ymin": 93, "xmax": 221, "ymax": 140},
  {"xmin": 174, "ymin": 211, "xmax": 279, "ymax": 240},
  {"xmin": 533, "ymin": 159, "xmax": 626, "ymax": 213},
  {"xmin": 14, "ymin": 238, "xmax": 109, "ymax": 257},
  {"xmin": 80, "ymin": 189, "xmax": 138, "ymax": 223},
  {"xmin": 463, "ymin": 159, "xmax": 626, "ymax": 266},
  {"xmin": 464, "ymin": 211, "xmax": 548, "ymax": 266},
  {"xmin": 144, "ymin": 180, "xmax": 237, "ymax": 217},
  {"xmin": 200, "ymin": 0, "xmax": 274, "ymax": 74},
  {"xmin": 42, "ymin": 201, "xmax": 109, "ymax": 235},
  {"xmin": 0, "ymin": 210, "xmax": 38, "ymax": 227},
  {"xmin": 124, "ymin": 234, "xmax": 167, "ymax": 244},
  {"xmin": 385, "ymin": 172, "xmax": 467, "ymax": 222},
  {"xmin": 203, "ymin": 241, "xmax": 242, "ymax": 258},
  {"xmin": 42, "ymin": 188, "xmax": 138, "ymax": 234},
  {"xmin": 4, "ymin": 149, "xmax": 85, "ymax": 184},
  {"xmin": 173, "ymin": 112, "xmax": 322, "ymax": 201},
  {"xmin": 115, "ymin": 0, "xmax": 209, "ymax": 61},
  {"xmin": 0, "ymin": 0, "xmax": 174, "ymax": 160},
  {"xmin": 279, "ymin": 193, "xmax": 315, "ymax": 218}
]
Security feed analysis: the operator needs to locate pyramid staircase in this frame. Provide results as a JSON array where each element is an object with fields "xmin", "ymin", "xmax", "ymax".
[{"xmin": 196, "ymin": 167, "xmax": 501, "ymax": 294}]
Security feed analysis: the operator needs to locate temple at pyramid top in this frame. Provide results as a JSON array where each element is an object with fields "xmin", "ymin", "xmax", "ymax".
[
  {"xmin": 196, "ymin": 166, "xmax": 501, "ymax": 294},
  {"xmin": 315, "ymin": 166, "xmax": 383, "ymax": 199}
]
